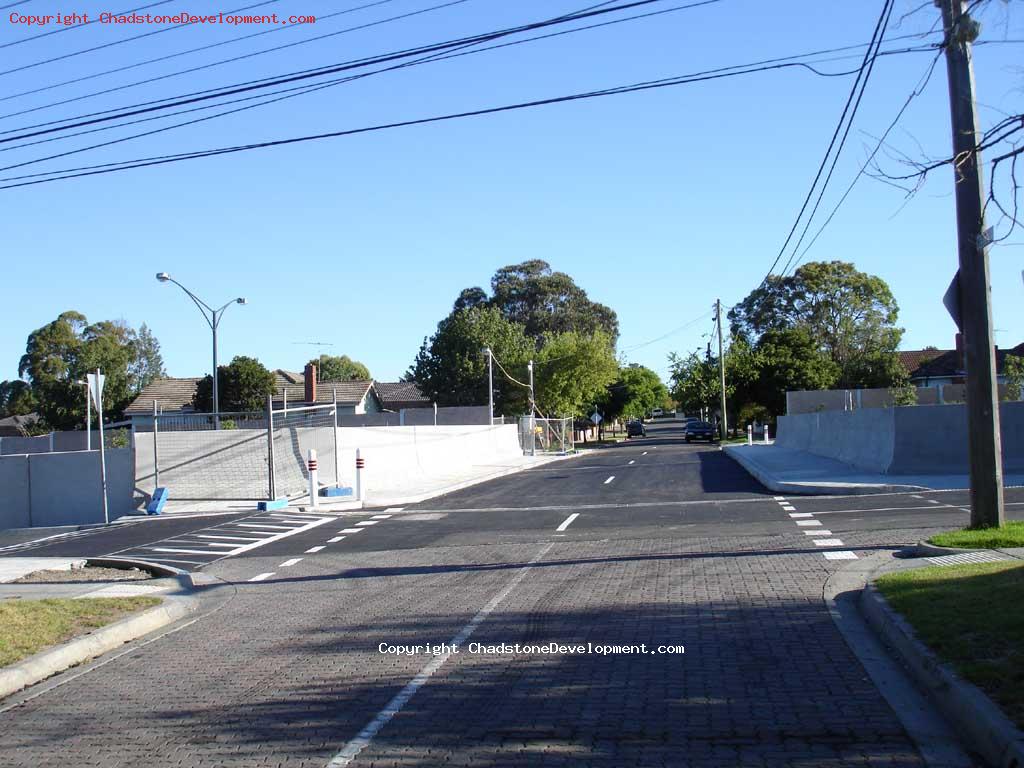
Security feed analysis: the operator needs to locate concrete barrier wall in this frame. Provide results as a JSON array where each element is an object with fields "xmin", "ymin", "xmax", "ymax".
[
  {"xmin": 778, "ymin": 401, "xmax": 1024, "ymax": 474},
  {"xmin": 0, "ymin": 448, "xmax": 133, "ymax": 529}
]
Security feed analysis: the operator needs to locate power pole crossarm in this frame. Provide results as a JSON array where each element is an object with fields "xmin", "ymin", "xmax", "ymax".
[{"xmin": 937, "ymin": 0, "xmax": 1004, "ymax": 527}]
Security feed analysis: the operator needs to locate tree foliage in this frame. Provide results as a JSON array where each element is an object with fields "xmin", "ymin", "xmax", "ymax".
[
  {"xmin": 533, "ymin": 330, "xmax": 619, "ymax": 417},
  {"xmin": 309, "ymin": 354, "xmax": 370, "ymax": 381},
  {"xmin": 0, "ymin": 379, "xmax": 36, "ymax": 417},
  {"xmin": 128, "ymin": 323, "xmax": 166, "ymax": 393},
  {"xmin": 603, "ymin": 365, "xmax": 669, "ymax": 421},
  {"xmin": 728, "ymin": 261, "xmax": 905, "ymax": 389},
  {"xmin": 1005, "ymin": 354, "xmax": 1024, "ymax": 401},
  {"xmin": 193, "ymin": 355, "xmax": 276, "ymax": 412},
  {"xmin": 17, "ymin": 311, "xmax": 162, "ymax": 429},
  {"xmin": 409, "ymin": 306, "xmax": 533, "ymax": 415}
]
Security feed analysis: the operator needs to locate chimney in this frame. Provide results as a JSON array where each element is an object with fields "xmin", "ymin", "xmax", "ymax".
[
  {"xmin": 304, "ymin": 363, "xmax": 317, "ymax": 404},
  {"xmin": 955, "ymin": 333, "xmax": 965, "ymax": 373}
]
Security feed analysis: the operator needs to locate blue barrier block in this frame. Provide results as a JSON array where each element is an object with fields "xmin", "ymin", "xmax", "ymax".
[
  {"xmin": 257, "ymin": 497, "xmax": 289, "ymax": 511},
  {"xmin": 146, "ymin": 487, "xmax": 169, "ymax": 515},
  {"xmin": 320, "ymin": 486, "xmax": 354, "ymax": 498}
]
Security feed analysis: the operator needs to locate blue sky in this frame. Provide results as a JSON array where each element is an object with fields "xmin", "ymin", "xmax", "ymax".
[{"xmin": 2, "ymin": 0, "xmax": 1022, "ymax": 386}]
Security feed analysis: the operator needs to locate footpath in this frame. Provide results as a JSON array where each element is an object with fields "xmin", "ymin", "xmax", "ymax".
[{"xmin": 725, "ymin": 443, "xmax": 1024, "ymax": 495}]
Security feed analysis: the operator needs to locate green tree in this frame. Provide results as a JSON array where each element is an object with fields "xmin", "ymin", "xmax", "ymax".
[
  {"xmin": 488, "ymin": 260, "xmax": 619, "ymax": 342},
  {"xmin": 1004, "ymin": 354, "xmax": 1024, "ymax": 400},
  {"xmin": 0, "ymin": 379, "xmax": 36, "ymax": 417},
  {"xmin": 129, "ymin": 323, "xmax": 166, "ymax": 393},
  {"xmin": 193, "ymin": 356, "xmax": 276, "ymax": 412},
  {"xmin": 410, "ymin": 305, "xmax": 533, "ymax": 415},
  {"xmin": 750, "ymin": 328, "xmax": 840, "ymax": 416},
  {"xmin": 18, "ymin": 311, "xmax": 156, "ymax": 429},
  {"xmin": 728, "ymin": 261, "xmax": 905, "ymax": 388},
  {"xmin": 668, "ymin": 351, "xmax": 723, "ymax": 417},
  {"xmin": 534, "ymin": 330, "xmax": 619, "ymax": 417},
  {"xmin": 309, "ymin": 354, "xmax": 370, "ymax": 381},
  {"xmin": 604, "ymin": 365, "xmax": 668, "ymax": 421}
]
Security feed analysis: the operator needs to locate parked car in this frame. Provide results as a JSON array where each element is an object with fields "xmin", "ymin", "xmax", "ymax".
[
  {"xmin": 684, "ymin": 421, "xmax": 717, "ymax": 442},
  {"xmin": 651, "ymin": 408, "xmax": 664, "ymax": 419},
  {"xmin": 626, "ymin": 420, "xmax": 646, "ymax": 438}
]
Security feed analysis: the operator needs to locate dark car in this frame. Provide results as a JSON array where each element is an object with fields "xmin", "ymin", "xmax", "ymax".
[
  {"xmin": 626, "ymin": 421, "xmax": 646, "ymax": 438},
  {"xmin": 684, "ymin": 421, "xmax": 717, "ymax": 442}
]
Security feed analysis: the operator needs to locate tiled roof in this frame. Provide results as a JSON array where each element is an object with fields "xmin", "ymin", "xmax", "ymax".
[
  {"xmin": 0, "ymin": 412, "xmax": 41, "ymax": 437},
  {"xmin": 375, "ymin": 381, "xmax": 430, "ymax": 408},
  {"xmin": 125, "ymin": 377, "xmax": 203, "ymax": 415},
  {"xmin": 898, "ymin": 350, "xmax": 945, "ymax": 376},
  {"xmin": 900, "ymin": 343, "xmax": 1024, "ymax": 380},
  {"xmin": 278, "ymin": 379, "xmax": 375, "ymax": 406}
]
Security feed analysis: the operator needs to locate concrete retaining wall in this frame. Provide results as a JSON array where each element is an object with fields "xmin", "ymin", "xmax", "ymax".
[
  {"xmin": 778, "ymin": 401, "xmax": 1024, "ymax": 474},
  {"xmin": 0, "ymin": 448, "xmax": 134, "ymax": 530}
]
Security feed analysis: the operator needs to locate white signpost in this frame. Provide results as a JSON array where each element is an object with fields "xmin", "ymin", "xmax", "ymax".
[{"xmin": 87, "ymin": 369, "xmax": 109, "ymax": 524}]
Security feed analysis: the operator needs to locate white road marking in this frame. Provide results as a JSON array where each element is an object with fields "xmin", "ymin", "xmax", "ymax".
[
  {"xmin": 371, "ymin": 515, "xmax": 392, "ymax": 520},
  {"xmin": 813, "ymin": 539, "xmax": 845, "ymax": 546},
  {"xmin": 556, "ymin": 513, "xmax": 580, "ymax": 532},
  {"xmin": 384, "ymin": 507, "xmax": 405, "ymax": 512},
  {"xmin": 911, "ymin": 495, "xmax": 924, "ymax": 499},
  {"xmin": 327, "ymin": 536, "xmax": 346, "ymax": 543},
  {"xmin": 805, "ymin": 530, "xmax": 833, "ymax": 536},
  {"xmin": 796, "ymin": 520, "xmax": 823, "ymax": 527},
  {"xmin": 823, "ymin": 551, "xmax": 858, "ymax": 560},
  {"xmin": 280, "ymin": 558, "xmax": 303, "ymax": 567},
  {"xmin": 927, "ymin": 499, "xmax": 942, "ymax": 504},
  {"xmin": 236, "ymin": 523, "xmax": 293, "ymax": 531},
  {"xmin": 181, "ymin": 541, "xmax": 235, "ymax": 548},
  {"xmin": 641, "ymin": 451, "xmax": 648, "ymax": 456},
  {"xmin": 195, "ymin": 534, "xmax": 262, "ymax": 542},
  {"xmin": 147, "ymin": 547, "xmax": 227, "ymax": 556},
  {"xmin": 781, "ymin": 505, "xmax": 796, "ymax": 512},
  {"xmin": 628, "ymin": 460, "xmax": 635, "ymax": 465},
  {"xmin": 327, "ymin": 543, "xmax": 554, "ymax": 767},
  {"xmin": 604, "ymin": 476, "xmax": 615, "ymax": 485},
  {"xmin": 789, "ymin": 513, "xmax": 813, "ymax": 518},
  {"xmin": 305, "ymin": 546, "xmax": 325, "ymax": 553},
  {"xmin": 927, "ymin": 552, "xmax": 1007, "ymax": 566},
  {"xmin": 248, "ymin": 572, "xmax": 275, "ymax": 582},
  {"xmin": 356, "ymin": 521, "xmax": 379, "ymax": 526},
  {"xmin": 339, "ymin": 528, "xmax": 363, "ymax": 534},
  {"xmin": 773, "ymin": 496, "xmax": 785, "ymax": 501}
]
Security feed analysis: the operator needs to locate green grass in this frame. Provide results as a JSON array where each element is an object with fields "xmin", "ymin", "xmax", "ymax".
[
  {"xmin": 0, "ymin": 597, "xmax": 161, "ymax": 668},
  {"xmin": 928, "ymin": 521, "xmax": 1024, "ymax": 549},
  {"xmin": 875, "ymin": 562, "xmax": 1024, "ymax": 729}
]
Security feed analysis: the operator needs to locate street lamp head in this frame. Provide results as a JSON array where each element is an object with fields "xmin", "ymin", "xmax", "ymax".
[
  {"xmin": 236, "ymin": 297, "xmax": 247, "ymax": 305},
  {"xmin": 156, "ymin": 272, "xmax": 170, "ymax": 282}
]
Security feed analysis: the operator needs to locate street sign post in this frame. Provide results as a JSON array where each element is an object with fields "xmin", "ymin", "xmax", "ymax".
[{"xmin": 87, "ymin": 369, "xmax": 109, "ymax": 524}]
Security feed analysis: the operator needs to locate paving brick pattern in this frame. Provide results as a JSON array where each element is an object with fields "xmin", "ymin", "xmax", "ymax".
[{"xmin": 0, "ymin": 524, "xmax": 926, "ymax": 768}]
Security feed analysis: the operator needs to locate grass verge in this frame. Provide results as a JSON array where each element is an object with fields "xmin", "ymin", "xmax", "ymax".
[
  {"xmin": 875, "ymin": 562, "xmax": 1024, "ymax": 729},
  {"xmin": 0, "ymin": 597, "xmax": 161, "ymax": 668},
  {"xmin": 928, "ymin": 521, "xmax": 1024, "ymax": 549}
]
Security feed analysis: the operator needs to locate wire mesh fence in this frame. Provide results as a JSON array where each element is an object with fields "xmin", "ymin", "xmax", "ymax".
[
  {"xmin": 518, "ymin": 416, "xmax": 574, "ymax": 454},
  {"xmin": 271, "ymin": 403, "xmax": 338, "ymax": 499}
]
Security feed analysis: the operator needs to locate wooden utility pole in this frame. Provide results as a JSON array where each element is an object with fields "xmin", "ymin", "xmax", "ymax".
[
  {"xmin": 937, "ymin": 0, "xmax": 1004, "ymax": 527},
  {"xmin": 715, "ymin": 299, "xmax": 728, "ymax": 440}
]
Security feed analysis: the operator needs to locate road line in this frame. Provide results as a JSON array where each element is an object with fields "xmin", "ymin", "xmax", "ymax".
[
  {"xmin": 789, "ymin": 513, "xmax": 813, "ymax": 518},
  {"xmin": 813, "ymin": 539, "xmax": 845, "ymax": 546},
  {"xmin": 823, "ymin": 551, "xmax": 858, "ymax": 560},
  {"xmin": 804, "ymin": 530, "xmax": 833, "ymax": 536},
  {"xmin": 641, "ymin": 451, "xmax": 648, "ymax": 456},
  {"xmin": 195, "ymin": 534, "xmax": 263, "ymax": 542},
  {"xmin": 327, "ymin": 536, "xmax": 346, "ymax": 543},
  {"xmin": 248, "ymin": 572, "xmax": 275, "ymax": 582},
  {"xmin": 280, "ymin": 558, "xmax": 303, "ymax": 567},
  {"xmin": 796, "ymin": 520, "xmax": 822, "ymax": 527},
  {"xmin": 556, "ymin": 513, "xmax": 579, "ymax": 532},
  {"xmin": 236, "ymin": 523, "xmax": 293, "ymax": 530},
  {"xmin": 774, "ymin": 496, "xmax": 785, "ymax": 501},
  {"xmin": 146, "ymin": 547, "xmax": 224, "ymax": 556},
  {"xmin": 927, "ymin": 499, "xmax": 942, "ymax": 504},
  {"xmin": 384, "ymin": 507, "xmax": 405, "ymax": 512},
  {"xmin": 371, "ymin": 515, "xmax": 392, "ymax": 520},
  {"xmin": 604, "ymin": 476, "xmax": 615, "ymax": 485},
  {"xmin": 305, "ymin": 546, "xmax": 325, "ymax": 553},
  {"xmin": 356, "ymin": 521, "xmax": 379, "ymax": 526},
  {"xmin": 628, "ymin": 460, "xmax": 635, "ymax": 465},
  {"xmin": 799, "ymin": 505, "xmax": 968, "ymax": 516},
  {"xmin": 339, "ymin": 528, "xmax": 363, "ymax": 534},
  {"xmin": 326, "ymin": 543, "xmax": 554, "ymax": 767}
]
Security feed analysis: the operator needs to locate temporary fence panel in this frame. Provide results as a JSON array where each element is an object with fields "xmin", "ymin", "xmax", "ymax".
[
  {"xmin": 270, "ymin": 403, "xmax": 338, "ymax": 499},
  {"xmin": 518, "ymin": 416, "xmax": 574, "ymax": 454}
]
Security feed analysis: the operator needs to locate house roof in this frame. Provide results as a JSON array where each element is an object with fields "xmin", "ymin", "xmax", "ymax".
[
  {"xmin": 0, "ymin": 412, "xmax": 41, "ymax": 437},
  {"xmin": 898, "ymin": 350, "xmax": 945, "ymax": 376},
  {"xmin": 124, "ymin": 377, "xmax": 203, "ymax": 415},
  {"xmin": 278, "ymin": 379, "xmax": 377, "ymax": 406},
  {"xmin": 899, "ymin": 343, "xmax": 1024, "ymax": 381},
  {"xmin": 375, "ymin": 381, "xmax": 431, "ymax": 409}
]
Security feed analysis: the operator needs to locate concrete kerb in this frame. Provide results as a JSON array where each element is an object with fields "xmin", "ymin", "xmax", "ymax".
[
  {"xmin": 854, "ymin": 555, "xmax": 1024, "ymax": 768},
  {"xmin": 0, "ymin": 572, "xmax": 199, "ymax": 701}
]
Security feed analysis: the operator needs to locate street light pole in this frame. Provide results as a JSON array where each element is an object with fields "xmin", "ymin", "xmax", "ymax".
[
  {"xmin": 155, "ymin": 273, "xmax": 246, "ymax": 428},
  {"xmin": 484, "ymin": 347, "xmax": 494, "ymax": 426},
  {"xmin": 78, "ymin": 380, "xmax": 91, "ymax": 450}
]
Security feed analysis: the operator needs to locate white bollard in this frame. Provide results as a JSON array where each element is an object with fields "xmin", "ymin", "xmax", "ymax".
[
  {"xmin": 764, "ymin": 424, "xmax": 770, "ymax": 444},
  {"xmin": 355, "ymin": 448, "xmax": 365, "ymax": 502},
  {"xmin": 308, "ymin": 448, "xmax": 319, "ymax": 509},
  {"xmin": 746, "ymin": 425, "xmax": 752, "ymax": 446}
]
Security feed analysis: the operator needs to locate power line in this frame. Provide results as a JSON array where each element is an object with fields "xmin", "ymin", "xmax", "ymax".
[
  {"xmin": 754, "ymin": 0, "xmax": 895, "ymax": 288},
  {"xmin": 621, "ymin": 309, "xmax": 714, "ymax": 353},
  {"xmin": 0, "ymin": 45, "xmax": 933, "ymax": 190}
]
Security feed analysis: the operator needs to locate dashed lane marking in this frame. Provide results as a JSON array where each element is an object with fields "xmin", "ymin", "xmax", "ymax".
[
  {"xmin": 823, "ymin": 551, "xmax": 858, "ymax": 560},
  {"xmin": 773, "ymin": 496, "xmax": 785, "ymax": 501},
  {"xmin": 371, "ymin": 515, "xmax": 392, "ymax": 520},
  {"xmin": 804, "ymin": 530, "xmax": 833, "ymax": 536},
  {"xmin": 556, "ymin": 513, "xmax": 579, "ymax": 532},
  {"xmin": 248, "ymin": 572, "xmax": 275, "ymax": 582},
  {"xmin": 641, "ymin": 451, "xmax": 648, "ymax": 456},
  {"xmin": 813, "ymin": 539, "xmax": 845, "ymax": 546},
  {"xmin": 305, "ymin": 546, "xmax": 325, "ymax": 554},
  {"xmin": 339, "ymin": 528, "xmax": 364, "ymax": 534},
  {"xmin": 384, "ymin": 507, "xmax": 405, "ymax": 512},
  {"xmin": 237, "ymin": 523, "xmax": 292, "ymax": 530},
  {"xmin": 628, "ymin": 460, "xmax": 635, "ymax": 465},
  {"xmin": 789, "ymin": 513, "xmax": 813, "ymax": 519},
  {"xmin": 280, "ymin": 558, "xmax": 303, "ymax": 567},
  {"xmin": 356, "ymin": 521, "xmax": 379, "ymax": 526},
  {"xmin": 327, "ymin": 536, "xmax": 346, "ymax": 543},
  {"xmin": 796, "ymin": 520, "xmax": 823, "ymax": 527},
  {"xmin": 604, "ymin": 476, "xmax": 615, "ymax": 485},
  {"xmin": 195, "ymin": 534, "xmax": 262, "ymax": 542}
]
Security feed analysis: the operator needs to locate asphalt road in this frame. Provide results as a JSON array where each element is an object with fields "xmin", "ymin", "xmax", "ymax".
[{"xmin": 2, "ymin": 420, "xmax": 1018, "ymax": 766}]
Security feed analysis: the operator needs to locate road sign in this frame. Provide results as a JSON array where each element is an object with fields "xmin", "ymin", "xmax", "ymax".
[
  {"xmin": 590, "ymin": 411, "xmax": 602, "ymax": 424},
  {"xmin": 87, "ymin": 371, "xmax": 105, "ymax": 408},
  {"xmin": 943, "ymin": 272, "xmax": 962, "ymax": 332}
]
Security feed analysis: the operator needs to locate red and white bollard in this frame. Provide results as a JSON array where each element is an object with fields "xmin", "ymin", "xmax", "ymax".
[
  {"xmin": 355, "ymin": 449, "xmax": 365, "ymax": 502},
  {"xmin": 308, "ymin": 448, "xmax": 319, "ymax": 509}
]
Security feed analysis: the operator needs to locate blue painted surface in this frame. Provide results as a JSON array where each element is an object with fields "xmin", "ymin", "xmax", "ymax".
[
  {"xmin": 321, "ymin": 486, "xmax": 354, "ymax": 498},
  {"xmin": 146, "ymin": 487, "xmax": 169, "ymax": 515},
  {"xmin": 257, "ymin": 497, "xmax": 289, "ymax": 511}
]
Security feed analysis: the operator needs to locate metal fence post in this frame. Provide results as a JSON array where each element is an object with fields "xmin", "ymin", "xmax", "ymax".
[
  {"xmin": 266, "ymin": 393, "xmax": 276, "ymax": 500},
  {"xmin": 333, "ymin": 389, "xmax": 341, "ymax": 489},
  {"xmin": 152, "ymin": 400, "xmax": 160, "ymax": 492}
]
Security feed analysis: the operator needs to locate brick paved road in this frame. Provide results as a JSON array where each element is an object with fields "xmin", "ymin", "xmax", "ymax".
[{"xmin": 0, "ymin": 422, "xmax": 993, "ymax": 767}]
